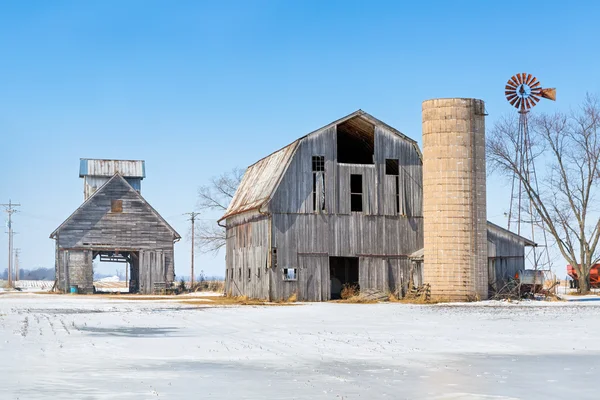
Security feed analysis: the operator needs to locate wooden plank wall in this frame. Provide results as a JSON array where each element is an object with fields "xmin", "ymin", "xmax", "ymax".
[
  {"xmin": 56, "ymin": 249, "xmax": 94, "ymax": 293},
  {"xmin": 487, "ymin": 229, "xmax": 527, "ymax": 291},
  {"xmin": 224, "ymin": 211, "xmax": 270, "ymax": 299},
  {"xmin": 375, "ymin": 126, "xmax": 423, "ymax": 217},
  {"xmin": 56, "ymin": 177, "xmax": 176, "ymax": 251},
  {"xmin": 139, "ymin": 250, "xmax": 167, "ymax": 294}
]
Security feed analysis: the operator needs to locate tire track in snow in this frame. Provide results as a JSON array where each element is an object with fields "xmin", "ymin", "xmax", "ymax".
[
  {"xmin": 60, "ymin": 319, "xmax": 71, "ymax": 335},
  {"xmin": 44, "ymin": 315, "xmax": 57, "ymax": 335},
  {"xmin": 20, "ymin": 316, "xmax": 29, "ymax": 337}
]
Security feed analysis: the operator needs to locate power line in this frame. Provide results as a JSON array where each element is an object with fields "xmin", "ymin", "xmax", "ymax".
[
  {"xmin": 183, "ymin": 212, "xmax": 201, "ymax": 289},
  {"xmin": 2, "ymin": 200, "xmax": 21, "ymax": 288}
]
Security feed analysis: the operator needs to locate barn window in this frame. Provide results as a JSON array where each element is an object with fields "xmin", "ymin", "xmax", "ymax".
[
  {"xmin": 271, "ymin": 247, "xmax": 278, "ymax": 268},
  {"xmin": 257, "ymin": 268, "xmax": 261, "ymax": 279},
  {"xmin": 337, "ymin": 116, "xmax": 375, "ymax": 164},
  {"xmin": 385, "ymin": 159, "xmax": 399, "ymax": 175},
  {"xmin": 248, "ymin": 268, "xmax": 251, "ymax": 281},
  {"xmin": 111, "ymin": 199, "xmax": 123, "ymax": 213},
  {"xmin": 312, "ymin": 156, "xmax": 326, "ymax": 212},
  {"xmin": 283, "ymin": 267, "xmax": 297, "ymax": 281},
  {"xmin": 312, "ymin": 156, "xmax": 325, "ymax": 172},
  {"xmin": 386, "ymin": 159, "xmax": 400, "ymax": 213},
  {"xmin": 350, "ymin": 174, "xmax": 363, "ymax": 212},
  {"xmin": 238, "ymin": 268, "xmax": 241, "ymax": 279}
]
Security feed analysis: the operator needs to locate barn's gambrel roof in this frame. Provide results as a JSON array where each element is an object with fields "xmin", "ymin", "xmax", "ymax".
[
  {"xmin": 219, "ymin": 110, "xmax": 421, "ymax": 221},
  {"xmin": 50, "ymin": 173, "xmax": 180, "ymax": 240}
]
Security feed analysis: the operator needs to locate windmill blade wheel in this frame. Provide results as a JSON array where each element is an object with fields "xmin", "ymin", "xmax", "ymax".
[{"xmin": 505, "ymin": 73, "xmax": 556, "ymax": 110}]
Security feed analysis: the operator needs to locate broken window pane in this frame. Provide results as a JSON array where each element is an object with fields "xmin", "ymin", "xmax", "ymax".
[
  {"xmin": 312, "ymin": 156, "xmax": 325, "ymax": 172},
  {"xmin": 283, "ymin": 268, "xmax": 297, "ymax": 281}
]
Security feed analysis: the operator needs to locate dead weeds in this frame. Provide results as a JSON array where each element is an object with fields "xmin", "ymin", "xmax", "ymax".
[
  {"xmin": 107, "ymin": 294, "xmax": 297, "ymax": 307},
  {"xmin": 333, "ymin": 296, "xmax": 378, "ymax": 304}
]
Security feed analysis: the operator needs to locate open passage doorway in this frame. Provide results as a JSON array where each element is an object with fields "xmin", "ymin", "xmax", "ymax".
[
  {"xmin": 329, "ymin": 256, "xmax": 359, "ymax": 299},
  {"xmin": 92, "ymin": 251, "xmax": 139, "ymax": 293}
]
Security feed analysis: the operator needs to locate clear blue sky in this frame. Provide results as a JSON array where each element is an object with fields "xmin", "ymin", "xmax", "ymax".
[{"xmin": 1, "ymin": 0, "xmax": 599, "ymax": 279}]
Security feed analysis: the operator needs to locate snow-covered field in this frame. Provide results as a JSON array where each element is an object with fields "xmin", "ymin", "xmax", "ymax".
[{"xmin": 1, "ymin": 294, "xmax": 599, "ymax": 399}]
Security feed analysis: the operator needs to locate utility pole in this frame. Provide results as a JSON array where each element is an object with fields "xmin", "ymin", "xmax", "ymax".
[
  {"xmin": 2, "ymin": 200, "xmax": 20, "ymax": 288},
  {"xmin": 184, "ymin": 212, "xmax": 200, "ymax": 289},
  {"xmin": 14, "ymin": 248, "xmax": 20, "ymax": 282}
]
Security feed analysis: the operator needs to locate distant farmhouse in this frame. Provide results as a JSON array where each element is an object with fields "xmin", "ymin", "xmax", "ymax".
[
  {"xmin": 220, "ymin": 107, "xmax": 534, "ymax": 301},
  {"xmin": 51, "ymin": 159, "xmax": 180, "ymax": 294}
]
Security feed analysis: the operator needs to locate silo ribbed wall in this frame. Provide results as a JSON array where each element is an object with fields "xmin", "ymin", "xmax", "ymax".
[{"xmin": 422, "ymin": 98, "xmax": 488, "ymax": 301}]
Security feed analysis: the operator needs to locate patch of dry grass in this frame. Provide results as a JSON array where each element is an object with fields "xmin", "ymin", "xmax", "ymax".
[
  {"xmin": 180, "ymin": 295, "xmax": 297, "ymax": 306},
  {"xmin": 191, "ymin": 280, "xmax": 225, "ymax": 293},
  {"xmin": 340, "ymin": 284, "xmax": 359, "ymax": 300},
  {"xmin": 105, "ymin": 294, "xmax": 296, "ymax": 306},
  {"xmin": 107, "ymin": 295, "xmax": 176, "ymax": 301},
  {"xmin": 334, "ymin": 296, "xmax": 378, "ymax": 304}
]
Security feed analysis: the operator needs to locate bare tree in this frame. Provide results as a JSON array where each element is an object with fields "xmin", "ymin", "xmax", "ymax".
[
  {"xmin": 488, "ymin": 94, "xmax": 600, "ymax": 293},
  {"xmin": 195, "ymin": 167, "xmax": 244, "ymax": 254}
]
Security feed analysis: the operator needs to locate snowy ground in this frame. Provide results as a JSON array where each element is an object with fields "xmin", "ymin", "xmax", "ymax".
[{"xmin": 0, "ymin": 294, "xmax": 599, "ymax": 399}]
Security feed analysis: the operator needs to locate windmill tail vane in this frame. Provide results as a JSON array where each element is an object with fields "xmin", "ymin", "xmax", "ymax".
[{"xmin": 505, "ymin": 73, "xmax": 556, "ymax": 112}]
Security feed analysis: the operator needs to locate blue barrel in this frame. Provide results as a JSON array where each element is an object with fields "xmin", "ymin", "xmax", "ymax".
[{"xmin": 70, "ymin": 285, "xmax": 78, "ymax": 294}]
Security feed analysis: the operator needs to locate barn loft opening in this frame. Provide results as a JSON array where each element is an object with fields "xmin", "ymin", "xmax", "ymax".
[
  {"xmin": 337, "ymin": 116, "xmax": 375, "ymax": 164},
  {"xmin": 329, "ymin": 257, "xmax": 359, "ymax": 299}
]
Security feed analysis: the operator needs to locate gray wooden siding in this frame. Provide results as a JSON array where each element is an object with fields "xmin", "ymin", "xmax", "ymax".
[
  {"xmin": 139, "ymin": 250, "xmax": 166, "ymax": 294},
  {"xmin": 269, "ymin": 124, "xmax": 422, "ymax": 218},
  {"xmin": 269, "ymin": 126, "xmax": 337, "ymax": 214},
  {"xmin": 266, "ymin": 213, "xmax": 423, "ymax": 301},
  {"xmin": 375, "ymin": 126, "xmax": 423, "ymax": 217},
  {"xmin": 359, "ymin": 257, "xmax": 422, "ymax": 296},
  {"xmin": 267, "ymin": 254, "xmax": 330, "ymax": 302},
  {"xmin": 224, "ymin": 213, "xmax": 270, "ymax": 299},
  {"xmin": 56, "ymin": 250, "xmax": 94, "ymax": 293},
  {"xmin": 337, "ymin": 164, "xmax": 377, "ymax": 215},
  {"xmin": 271, "ymin": 214, "xmax": 422, "ymax": 266},
  {"xmin": 56, "ymin": 177, "xmax": 176, "ymax": 251},
  {"xmin": 487, "ymin": 228, "xmax": 527, "ymax": 291}
]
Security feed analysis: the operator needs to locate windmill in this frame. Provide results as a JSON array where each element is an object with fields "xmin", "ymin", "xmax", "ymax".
[{"xmin": 505, "ymin": 73, "xmax": 556, "ymax": 271}]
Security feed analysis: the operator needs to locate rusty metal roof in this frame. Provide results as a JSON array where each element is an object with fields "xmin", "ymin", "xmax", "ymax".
[
  {"xmin": 80, "ymin": 159, "xmax": 145, "ymax": 178},
  {"xmin": 487, "ymin": 221, "xmax": 537, "ymax": 247},
  {"xmin": 220, "ymin": 141, "xmax": 298, "ymax": 221}
]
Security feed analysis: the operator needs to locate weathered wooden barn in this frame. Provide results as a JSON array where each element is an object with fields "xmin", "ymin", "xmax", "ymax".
[
  {"xmin": 50, "ymin": 159, "xmax": 180, "ymax": 294},
  {"xmin": 221, "ymin": 110, "xmax": 535, "ymax": 301}
]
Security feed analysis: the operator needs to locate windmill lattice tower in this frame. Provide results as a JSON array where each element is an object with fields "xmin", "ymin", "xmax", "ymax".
[{"xmin": 505, "ymin": 73, "xmax": 556, "ymax": 271}]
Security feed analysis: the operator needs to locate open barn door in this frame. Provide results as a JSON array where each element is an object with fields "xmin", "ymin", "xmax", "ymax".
[{"xmin": 139, "ymin": 250, "xmax": 165, "ymax": 294}]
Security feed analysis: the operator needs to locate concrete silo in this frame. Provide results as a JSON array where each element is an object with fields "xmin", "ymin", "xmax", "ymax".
[{"xmin": 422, "ymin": 98, "xmax": 488, "ymax": 301}]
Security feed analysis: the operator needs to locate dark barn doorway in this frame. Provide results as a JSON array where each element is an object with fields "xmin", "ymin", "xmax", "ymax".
[{"xmin": 329, "ymin": 256, "xmax": 359, "ymax": 299}]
